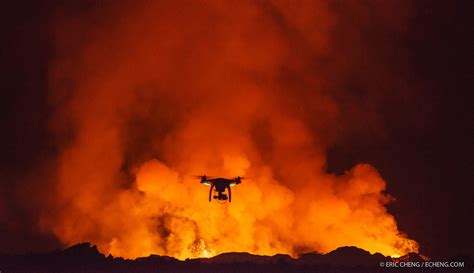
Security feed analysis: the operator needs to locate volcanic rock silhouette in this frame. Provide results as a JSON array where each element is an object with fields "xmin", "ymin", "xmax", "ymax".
[{"xmin": 1, "ymin": 243, "xmax": 470, "ymax": 273}]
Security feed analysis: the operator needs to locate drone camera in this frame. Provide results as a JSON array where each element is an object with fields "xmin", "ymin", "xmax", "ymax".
[{"xmin": 214, "ymin": 193, "xmax": 228, "ymax": 201}]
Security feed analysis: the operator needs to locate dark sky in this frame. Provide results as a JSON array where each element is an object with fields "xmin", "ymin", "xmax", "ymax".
[
  {"xmin": 329, "ymin": 0, "xmax": 474, "ymax": 259},
  {"xmin": 0, "ymin": 1, "xmax": 472, "ymax": 259}
]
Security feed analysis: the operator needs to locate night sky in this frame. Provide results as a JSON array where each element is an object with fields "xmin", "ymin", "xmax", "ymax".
[{"xmin": 0, "ymin": 1, "xmax": 472, "ymax": 259}]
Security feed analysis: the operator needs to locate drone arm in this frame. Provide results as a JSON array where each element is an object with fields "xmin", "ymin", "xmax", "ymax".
[
  {"xmin": 209, "ymin": 184, "xmax": 214, "ymax": 202},
  {"xmin": 227, "ymin": 185, "xmax": 232, "ymax": 202}
]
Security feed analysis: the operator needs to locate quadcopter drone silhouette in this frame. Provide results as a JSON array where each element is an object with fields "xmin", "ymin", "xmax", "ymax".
[{"xmin": 195, "ymin": 175, "xmax": 244, "ymax": 203}]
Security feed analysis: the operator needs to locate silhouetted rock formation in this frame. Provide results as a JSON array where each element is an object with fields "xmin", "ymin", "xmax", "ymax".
[
  {"xmin": 0, "ymin": 243, "xmax": 471, "ymax": 273},
  {"xmin": 299, "ymin": 246, "xmax": 391, "ymax": 267},
  {"xmin": 197, "ymin": 252, "xmax": 293, "ymax": 264}
]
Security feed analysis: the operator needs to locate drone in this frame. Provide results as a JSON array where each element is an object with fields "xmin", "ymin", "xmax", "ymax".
[{"xmin": 195, "ymin": 175, "xmax": 244, "ymax": 203}]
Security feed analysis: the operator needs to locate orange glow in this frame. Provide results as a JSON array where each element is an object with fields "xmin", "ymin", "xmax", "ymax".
[{"xmin": 41, "ymin": 0, "xmax": 419, "ymax": 260}]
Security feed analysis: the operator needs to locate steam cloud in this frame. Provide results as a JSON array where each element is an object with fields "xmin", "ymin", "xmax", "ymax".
[{"xmin": 35, "ymin": 0, "xmax": 420, "ymax": 259}]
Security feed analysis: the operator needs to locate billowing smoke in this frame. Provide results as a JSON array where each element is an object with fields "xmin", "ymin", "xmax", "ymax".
[{"xmin": 38, "ymin": 0, "xmax": 419, "ymax": 259}]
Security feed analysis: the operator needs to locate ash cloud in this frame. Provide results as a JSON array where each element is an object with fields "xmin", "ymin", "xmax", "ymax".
[{"xmin": 2, "ymin": 0, "xmax": 427, "ymax": 259}]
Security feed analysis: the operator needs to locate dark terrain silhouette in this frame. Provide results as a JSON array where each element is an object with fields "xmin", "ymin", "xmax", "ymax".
[{"xmin": 0, "ymin": 243, "xmax": 471, "ymax": 273}]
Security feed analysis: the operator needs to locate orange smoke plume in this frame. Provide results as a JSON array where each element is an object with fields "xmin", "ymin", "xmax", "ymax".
[{"xmin": 41, "ymin": 0, "xmax": 419, "ymax": 259}]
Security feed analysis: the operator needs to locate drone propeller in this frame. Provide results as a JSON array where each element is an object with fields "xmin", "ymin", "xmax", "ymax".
[
  {"xmin": 235, "ymin": 176, "xmax": 249, "ymax": 182},
  {"xmin": 192, "ymin": 175, "xmax": 214, "ymax": 186},
  {"xmin": 229, "ymin": 176, "xmax": 247, "ymax": 186},
  {"xmin": 192, "ymin": 175, "xmax": 214, "ymax": 179}
]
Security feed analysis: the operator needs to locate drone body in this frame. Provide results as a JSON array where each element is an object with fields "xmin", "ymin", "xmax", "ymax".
[{"xmin": 196, "ymin": 175, "xmax": 243, "ymax": 203}]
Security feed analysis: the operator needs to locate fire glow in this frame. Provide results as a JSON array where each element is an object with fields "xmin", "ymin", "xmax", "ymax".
[{"xmin": 40, "ymin": 1, "xmax": 419, "ymax": 260}]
